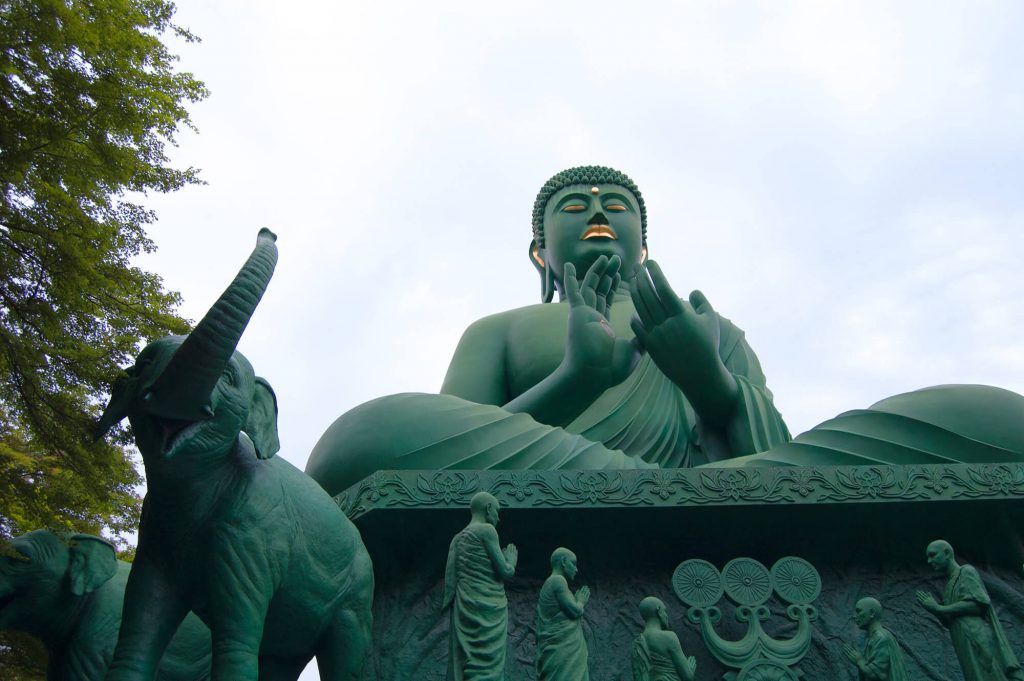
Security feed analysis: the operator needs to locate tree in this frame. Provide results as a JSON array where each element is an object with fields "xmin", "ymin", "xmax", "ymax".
[
  {"xmin": 0, "ymin": 0, "xmax": 207, "ymax": 543},
  {"xmin": 1, "ymin": 0, "xmax": 206, "ymax": 676}
]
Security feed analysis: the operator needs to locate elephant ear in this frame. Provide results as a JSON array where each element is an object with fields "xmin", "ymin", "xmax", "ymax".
[
  {"xmin": 244, "ymin": 377, "xmax": 279, "ymax": 460},
  {"xmin": 67, "ymin": 535, "xmax": 117, "ymax": 596}
]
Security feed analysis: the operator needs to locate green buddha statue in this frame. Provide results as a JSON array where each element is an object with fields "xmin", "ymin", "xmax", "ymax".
[
  {"xmin": 307, "ymin": 166, "xmax": 1024, "ymax": 495},
  {"xmin": 307, "ymin": 166, "xmax": 791, "ymax": 494}
]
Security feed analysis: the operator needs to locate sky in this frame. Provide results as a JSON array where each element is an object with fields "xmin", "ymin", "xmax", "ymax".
[{"xmin": 136, "ymin": 2, "xmax": 1024, "ymax": 676}]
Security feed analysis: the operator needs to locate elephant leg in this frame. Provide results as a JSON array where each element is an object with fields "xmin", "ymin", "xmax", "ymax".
[
  {"xmin": 107, "ymin": 557, "xmax": 189, "ymax": 681},
  {"xmin": 210, "ymin": 628, "xmax": 264, "ymax": 681},
  {"xmin": 258, "ymin": 655, "xmax": 310, "ymax": 681},
  {"xmin": 207, "ymin": 549, "xmax": 271, "ymax": 681},
  {"xmin": 315, "ymin": 605, "xmax": 373, "ymax": 681}
]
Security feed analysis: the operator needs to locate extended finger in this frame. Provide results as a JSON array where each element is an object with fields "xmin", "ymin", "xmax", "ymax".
[
  {"xmin": 634, "ymin": 264, "xmax": 667, "ymax": 325},
  {"xmin": 605, "ymin": 273, "xmax": 621, "ymax": 313},
  {"xmin": 630, "ymin": 314, "xmax": 649, "ymax": 351},
  {"xmin": 581, "ymin": 255, "xmax": 608, "ymax": 307},
  {"xmin": 631, "ymin": 274, "xmax": 656, "ymax": 329},
  {"xmin": 689, "ymin": 288, "xmax": 714, "ymax": 315},
  {"xmin": 564, "ymin": 263, "xmax": 584, "ymax": 307},
  {"xmin": 581, "ymin": 255, "xmax": 609, "ymax": 293},
  {"xmin": 594, "ymin": 272, "xmax": 614, "ymax": 316},
  {"xmin": 646, "ymin": 260, "xmax": 685, "ymax": 316}
]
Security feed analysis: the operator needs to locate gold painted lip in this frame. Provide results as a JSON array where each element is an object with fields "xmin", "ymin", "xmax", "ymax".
[{"xmin": 581, "ymin": 225, "xmax": 617, "ymax": 240}]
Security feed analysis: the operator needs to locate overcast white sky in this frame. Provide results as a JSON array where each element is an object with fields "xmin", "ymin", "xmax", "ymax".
[{"xmin": 137, "ymin": 2, "xmax": 1023, "ymax": 674}]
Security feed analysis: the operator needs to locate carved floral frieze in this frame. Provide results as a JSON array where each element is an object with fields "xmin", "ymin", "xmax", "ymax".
[{"xmin": 334, "ymin": 463, "xmax": 1024, "ymax": 520}]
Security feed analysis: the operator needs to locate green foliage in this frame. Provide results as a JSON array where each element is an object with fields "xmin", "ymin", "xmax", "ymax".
[
  {"xmin": 0, "ymin": 632, "xmax": 46, "ymax": 681},
  {"xmin": 0, "ymin": 0, "xmax": 207, "ymax": 548}
]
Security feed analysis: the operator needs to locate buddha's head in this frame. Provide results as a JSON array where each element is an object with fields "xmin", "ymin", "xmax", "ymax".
[{"xmin": 531, "ymin": 165, "xmax": 648, "ymax": 302}]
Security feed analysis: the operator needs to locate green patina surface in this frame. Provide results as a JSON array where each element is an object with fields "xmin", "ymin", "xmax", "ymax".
[
  {"xmin": 335, "ymin": 463, "xmax": 1024, "ymax": 519},
  {"xmin": 94, "ymin": 230, "xmax": 374, "ymax": 681}
]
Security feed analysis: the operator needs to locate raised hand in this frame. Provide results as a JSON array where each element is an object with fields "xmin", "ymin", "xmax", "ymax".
[
  {"xmin": 504, "ymin": 543, "xmax": 519, "ymax": 568},
  {"xmin": 915, "ymin": 590, "xmax": 939, "ymax": 613},
  {"xmin": 841, "ymin": 643, "xmax": 862, "ymax": 664},
  {"xmin": 630, "ymin": 260, "xmax": 738, "ymax": 425},
  {"xmin": 563, "ymin": 255, "xmax": 640, "ymax": 391},
  {"xmin": 575, "ymin": 585, "xmax": 591, "ymax": 606}
]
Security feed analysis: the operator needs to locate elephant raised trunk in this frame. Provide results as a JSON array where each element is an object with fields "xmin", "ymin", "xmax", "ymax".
[{"xmin": 143, "ymin": 228, "xmax": 278, "ymax": 422}]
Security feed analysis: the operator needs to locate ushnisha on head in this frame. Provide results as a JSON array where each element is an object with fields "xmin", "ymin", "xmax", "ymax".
[
  {"xmin": 530, "ymin": 165, "xmax": 648, "ymax": 302},
  {"xmin": 470, "ymin": 491, "xmax": 501, "ymax": 526}
]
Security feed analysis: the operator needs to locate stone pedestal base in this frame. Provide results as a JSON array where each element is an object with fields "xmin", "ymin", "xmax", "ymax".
[{"xmin": 338, "ymin": 465, "xmax": 1024, "ymax": 680}]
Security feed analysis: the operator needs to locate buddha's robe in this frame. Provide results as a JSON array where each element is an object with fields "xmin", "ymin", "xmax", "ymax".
[
  {"xmin": 858, "ymin": 627, "xmax": 909, "ymax": 681},
  {"xmin": 536, "ymin": 577, "xmax": 588, "ymax": 681},
  {"xmin": 306, "ymin": 315, "xmax": 790, "ymax": 495},
  {"xmin": 443, "ymin": 525, "xmax": 508, "ymax": 681},
  {"xmin": 631, "ymin": 634, "xmax": 684, "ymax": 681},
  {"xmin": 941, "ymin": 565, "xmax": 1023, "ymax": 681},
  {"xmin": 722, "ymin": 384, "xmax": 1024, "ymax": 468}
]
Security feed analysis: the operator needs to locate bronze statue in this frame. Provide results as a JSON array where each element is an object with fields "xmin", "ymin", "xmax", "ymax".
[
  {"xmin": 841, "ymin": 597, "xmax": 909, "ymax": 681},
  {"xmin": 916, "ymin": 540, "xmax": 1023, "ymax": 681},
  {"xmin": 632, "ymin": 597, "xmax": 696, "ymax": 681},
  {"xmin": 308, "ymin": 166, "xmax": 790, "ymax": 494},
  {"xmin": 0, "ymin": 530, "xmax": 211, "ymax": 681},
  {"xmin": 307, "ymin": 165, "xmax": 1024, "ymax": 497},
  {"xmin": 536, "ymin": 548, "xmax": 590, "ymax": 681},
  {"xmin": 443, "ymin": 492, "xmax": 518, "ymax": 681},
  {"xmin": 95, "ymin": 230, "xmax": 374, "ymax": 681}
]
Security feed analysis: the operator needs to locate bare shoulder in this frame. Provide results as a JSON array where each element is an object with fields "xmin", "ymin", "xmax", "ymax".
[{"xmin": 471, "ymin": 301, "xmax": 566, "ymax": 328}]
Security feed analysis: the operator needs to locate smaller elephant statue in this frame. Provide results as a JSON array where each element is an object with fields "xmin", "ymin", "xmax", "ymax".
[
  {"xmin": 0, "ymin": 530, "xmax": 210, "ymax": 681},
  {"xmin": 95, "ymin": 229, "xmax": 374, "ymax": 681}
]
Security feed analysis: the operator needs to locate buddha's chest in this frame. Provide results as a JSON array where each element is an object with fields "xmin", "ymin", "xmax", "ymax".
[{"xmin": 504, "ymin": 300, "xmax": 637, "ymax": 399}]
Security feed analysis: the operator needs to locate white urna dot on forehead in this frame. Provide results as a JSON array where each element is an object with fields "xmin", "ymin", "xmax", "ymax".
[{"xmin": 591, "ymin": 186, "xmax": 599, "ymax": 194}]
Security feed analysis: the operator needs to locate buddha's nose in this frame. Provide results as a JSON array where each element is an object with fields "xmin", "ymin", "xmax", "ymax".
[{"xmin": 587, "ymin": 211, "xmax": 609, "ymax": 225}]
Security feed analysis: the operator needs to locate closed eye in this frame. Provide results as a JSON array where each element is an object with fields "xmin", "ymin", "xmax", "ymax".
[
  {"xmin": 561, "ymin": 204, "xmax": 586, "ymax": 212},
  {"xmin": 605, "ymin": 204, "xmax": 627, "ymax": 212}
]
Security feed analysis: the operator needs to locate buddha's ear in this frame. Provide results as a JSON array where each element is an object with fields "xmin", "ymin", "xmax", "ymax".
[{"xmin": 529, "ymin": 240, "xmax": 554, "ymax": 303}]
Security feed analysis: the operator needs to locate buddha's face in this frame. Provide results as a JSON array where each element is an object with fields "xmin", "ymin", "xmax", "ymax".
[{"xmin": 537, "ymin": 183, "xmax": 645, "ymax": 288}]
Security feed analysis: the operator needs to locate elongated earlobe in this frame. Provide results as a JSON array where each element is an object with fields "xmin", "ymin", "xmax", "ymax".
[{"xmin": 529, "ymin": 241, "xmax": 554, "ymax": 303}]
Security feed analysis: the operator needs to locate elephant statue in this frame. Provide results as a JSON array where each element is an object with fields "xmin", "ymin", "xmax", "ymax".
[
  {"xmin": 0, "ymin": 530, "xmax": 210, "ymax": 681},
  {"xmin": 94, "ymin": 229, "xmax": 374, "ymax": 681}
]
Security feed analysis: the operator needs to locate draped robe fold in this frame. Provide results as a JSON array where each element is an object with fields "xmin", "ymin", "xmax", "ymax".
[
  {"xmin": 443, "ymin": 526, "xmax": 508, "ymax": 681},
  {"xmin": 858, "ymin": 627, "xmax": 910, "ymax": 681},
  {"xmin": 306, "ymin": 315, "xmax": 790, "ymax": 495},
  {"xmin": 632, "ymin": 635, "xmax": 683, "ymax": 681},
  {"xmin": 306, "ymin": 303, "xmax": 1024, "ymax": 498},
  {"xmin": 941, "ymin": 565, "xmax": 1023, "ymax": 681},
  {"xmin": 536, "ymin": 577, "xmax": 588, "ymax": 681}
]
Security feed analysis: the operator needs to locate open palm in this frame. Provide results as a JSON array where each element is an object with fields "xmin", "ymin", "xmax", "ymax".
[{"xmin": 563, "ymin": 256, "xmax": 640, "ymax": 391}]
